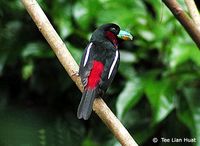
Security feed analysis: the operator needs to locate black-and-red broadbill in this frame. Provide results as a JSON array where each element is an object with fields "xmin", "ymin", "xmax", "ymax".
[{"xmin": 77, "ymin": 23, "xmax": 133, "ymax": 120}]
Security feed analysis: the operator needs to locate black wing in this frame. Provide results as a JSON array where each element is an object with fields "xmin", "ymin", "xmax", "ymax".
[
  {"xmin": 79, "ymin": 41, "xmax": 107, "ymax": 88},
  {"xmin": 99, "ymin": 48, "xmax": 120, "ymax": 94},
  {"xmin": 79, "ymin": 42, "xmax": 95, "ymax": 88},
  {"xmin": 79, "ymin": 41, "xmax": 120, "ymax": 93}
]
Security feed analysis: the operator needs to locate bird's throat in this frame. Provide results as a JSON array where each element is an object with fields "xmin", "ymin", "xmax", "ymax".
[{"xmin": 105, "ymin": 31, "xmax": 118, "ymax": 49}]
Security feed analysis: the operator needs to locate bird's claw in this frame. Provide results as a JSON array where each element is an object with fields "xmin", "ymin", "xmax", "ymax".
[{"xmin": 72, "ymin": 71, "xmax": 79, "ymax": 77}]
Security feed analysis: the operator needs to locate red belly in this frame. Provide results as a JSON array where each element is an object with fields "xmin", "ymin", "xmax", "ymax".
[{"xmin": 87, "ymin": 60, "xmax": 104, "ymax": 89}]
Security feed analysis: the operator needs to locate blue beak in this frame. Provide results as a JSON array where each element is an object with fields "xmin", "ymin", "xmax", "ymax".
[{"xmin": 117, "ymin": 30, "xmax": 133, "ymax": 40}]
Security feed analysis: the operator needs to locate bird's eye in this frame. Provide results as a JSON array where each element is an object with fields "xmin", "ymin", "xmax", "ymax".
[{"xmin": 110, "ymin": 27, "xmax": 117, "ymax": 32}]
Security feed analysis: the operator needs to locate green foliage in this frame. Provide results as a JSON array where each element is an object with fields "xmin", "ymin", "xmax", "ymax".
[
  {"xmin": 116, "ymin": 77, "xmax": 143, "ymax": 120},
  {"xmin": 0, "ymin": 0, "xmax": 200, "ymax": 146}
]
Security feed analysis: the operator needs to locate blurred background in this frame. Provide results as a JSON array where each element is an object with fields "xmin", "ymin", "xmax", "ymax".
[{"xmin": 0, "ymin": 0, "xmax": 200, "ymax": 146}]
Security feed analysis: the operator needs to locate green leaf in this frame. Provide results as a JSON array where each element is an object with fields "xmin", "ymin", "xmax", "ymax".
[
  {"xmin": 97, "ymin": 0, "xmax": 146, "ymax": 28},
  {"xmin": 139, "ymin": 30, "xmax": 155, "ymax": 42},
  {"xmin": 169, "ymin": 42, "xmax": 200, "ymax": 69},
  {"xmin": 73, "ymin": 0, "xmax": 101, "ymax": 30},
  {"xmin": 22, "ymin": 42, "xmax": 53, "ymax": 59},
  {"xmin": 120, "ymin": 50, "xmax": 137, "ymax": 63},
  {"xmin": 116, "ymin": 78, "xmax": 143, "ymax": 119},
  {"xmin": 51, "ymin": 1, "xmax": 73, "ymax": 38},
  {"xmin": 144, "ymin": 76, "xmax": 175, "ymax": 125},
  {"xmin": 177, "ymin": 88, "xmax": 200, "ymax": 146},
  {"xmin": 148, "ymin": 0, "xmax": 172, "ymax": 22},
  {"xmin": 66, "ymin": 43, "xmax": 82, "ymax": 64},
  {"xmin": 118, "ymin": 99, "xmax": 154, "ymax": 144},
  {"xmin": 119, "ymin": 63, "xmax": 136, "ymax": 80},
  {"xmin": 22, "ymin": 61, "xmax": 34, "ymax": 80},
  {"xmin": 169, "ymin": 43, "xmax": 189, "ymax": 69},
  {"xmin": 82, "ymin": 137, "xmax": 98, "ymax": 146},
  {"xmin": 190, "ymin": 45, "xmax": 200, "ymax": 66}
]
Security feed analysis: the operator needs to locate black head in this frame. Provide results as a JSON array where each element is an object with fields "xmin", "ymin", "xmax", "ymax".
[
  {"xmin": 98, "ymin": 23, "xmax": 120, "ymax": 36},
  {"xmin": 91, "ymin": 23, "xmax": 120, "ymax": 48},
  {"xmin": 91, "ymin": 23, "xmax": 133, "ymax": 48}
]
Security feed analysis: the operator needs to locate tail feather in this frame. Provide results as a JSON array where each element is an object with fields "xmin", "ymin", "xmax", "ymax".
[{"xmin": 77, "ymin": 89, "xmax": 97, "ymax": 120}]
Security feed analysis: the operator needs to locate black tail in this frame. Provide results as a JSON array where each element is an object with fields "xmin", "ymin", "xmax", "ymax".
[{"xmin": 77, "ymin": 89, "xmax": 97, "ymax": 120}]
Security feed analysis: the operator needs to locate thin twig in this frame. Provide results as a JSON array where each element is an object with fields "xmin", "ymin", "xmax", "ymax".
[
  {"xmin": 21, "ymin": 0, "xmax": 138, "ymax": 146},
  {"xmin": 162, "ymin": 0, "xmax": 200, "ymax": 49},
  {"xmin": 184, "ymin": 0, "xmax": 200, "ymax": 31}
]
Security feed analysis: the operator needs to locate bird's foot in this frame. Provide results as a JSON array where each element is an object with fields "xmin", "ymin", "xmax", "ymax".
[{"xmin": 71, "ymin": 71, "xmax": 79, "ymax": 77}]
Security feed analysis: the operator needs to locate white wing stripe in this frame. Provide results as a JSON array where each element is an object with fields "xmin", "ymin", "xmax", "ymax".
[
  {"xmin": 108, "ymin": 50, "xmax": 119, "ymax": 79},
  {"xmin": 83, "ymin": 42, "xmax": 93, "ymax": 67}
]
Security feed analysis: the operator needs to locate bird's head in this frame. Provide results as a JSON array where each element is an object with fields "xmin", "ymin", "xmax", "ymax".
[{"xmin": 91, "ymin": 23, "xmax": 133, "ymax": 48}]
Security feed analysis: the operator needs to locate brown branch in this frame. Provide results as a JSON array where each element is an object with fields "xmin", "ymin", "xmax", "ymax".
[
  {"xmin": 21, "ymin": 0, "xmax": 138, "ymax": 146},
  {"xmin": 184, "ymin": 0, "xmax": 200, "ymax": 31},
  {"xmin": 162, "ymin": 0, "xmax": 200, "ymax": 49}
]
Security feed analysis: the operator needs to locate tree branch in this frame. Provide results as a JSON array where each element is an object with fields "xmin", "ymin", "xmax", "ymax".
[
  {"xmin": 21, "ymin": 0, "xmax": 138, "ymax": 146},
  {"xmin": 184, "ymin": 0, "xmax": 200, "ymax": 31},
  {"xmin": 162, "ymin": 0, "xmax": 200, "ymax": 49}
]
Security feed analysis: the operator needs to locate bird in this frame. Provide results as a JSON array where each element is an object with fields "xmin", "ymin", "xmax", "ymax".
[{"xmin": 77, "ymin": 23, "xmax": 133, "ymax": 120}]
